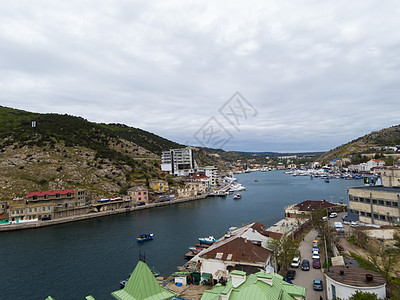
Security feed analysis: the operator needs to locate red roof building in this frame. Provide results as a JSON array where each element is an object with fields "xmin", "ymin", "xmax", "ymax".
[{"xmin": 27, "ymin": 189, "xmax": 75, "ymax": 199}]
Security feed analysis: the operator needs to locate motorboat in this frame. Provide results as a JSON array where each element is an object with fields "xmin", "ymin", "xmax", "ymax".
[
  {"xmin": 199, "ymin": 236, "xmax": 217, "ymax": 244},
  {"xmin": 136, "ymin": 233, "xmax": 154, "ymax": 242},
  {"xmin": 233, "ymin": 194, "xmax": 242, "ymax": 199}
]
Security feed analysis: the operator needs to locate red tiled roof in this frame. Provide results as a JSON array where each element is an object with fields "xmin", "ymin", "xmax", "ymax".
[
  {"xmin": 0, "ymin": 212, "xmax": 9, "ymax": 220},
  {"xmin": 27, "ymin": 189, "xmax": 75, "ymax": 198},
  {"xmin": 200, "ymin": 237, "xmax": 271, "ymax": 263},
  {"xmin": 261, "ymin": 230, "xmax": 283, "ymax": 240},
  {"xmin": 189, "ymin": 175, "xmax": 209, "ymax": 180},
  {"xmin": 295, "ymin": 200, "xmax": 337, "ymax": 211}
]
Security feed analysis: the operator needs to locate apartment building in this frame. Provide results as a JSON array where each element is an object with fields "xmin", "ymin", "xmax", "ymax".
[
  {"xmin": 161, "ymin": 147, "xmax": 198, "ymax": 176},
  {"xmin": 7, "ymin": 189, "xmax": 88, "ymax": 222},
  {"xmin": 348, "ymin": 167, "xmax": 400, "ymax": 225}
]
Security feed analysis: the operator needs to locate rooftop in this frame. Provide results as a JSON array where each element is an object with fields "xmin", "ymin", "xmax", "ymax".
[
  {"xmin": 324, "ymin": 266, "xmax": 386, "ymax": 288},
  {"xmin": 27, "ymin": 189, "xmax": 75, "ymax": 198},
  {"xmin": 348, "ymin": 186, "xmax": 400, "ymax": 193}
]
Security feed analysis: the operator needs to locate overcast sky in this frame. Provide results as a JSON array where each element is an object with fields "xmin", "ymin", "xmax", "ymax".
[{"xmin": 1, "ymin": 1, "xmax": 400, "ymax": 152}]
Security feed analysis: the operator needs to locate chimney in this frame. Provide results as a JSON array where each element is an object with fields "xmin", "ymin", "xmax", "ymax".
[{"xmin": 366, "ymin": 274, "xmax": 373, "ymax": 282}]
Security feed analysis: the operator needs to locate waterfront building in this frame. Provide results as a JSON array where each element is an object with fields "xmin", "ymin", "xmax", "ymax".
[
  {"xmin": 176, "ymin": 182, "xmax": 206, "ymax": 198},
  {"xmin": 284, "ymin": 200, "xmax": 340, "ymax": 218},
  {"xmin": 127, "ymin": 186, "xmax": 149, "ymax": 205},
  {"xmin": 348, "ymin": 167, "xmax": 400, "ymax": 225},
  {"xmin": 201, "ymin": 270, "xmax": 306, "ymax": 300},
  {"xmin": 324, "ymin": 266, "xmax": 386, "ymax": 300},
  {"xmin": 188, "ymin": 173, "xmax": 211, "ymax": 190},
  {"xmin": 111, "ymin": 260, "xmax": 176, "ymax": 300},
  {"xmin": 0, "ymin": 212, "xmax": 9, "ymax": 224},
  {"xmin": 0, "ymin": 200, "xmax": 7, "ymax": 214},
  {"xmin": 202, "ymin": 166, "xmax": 218, "ymax": 187},
  {"xmin": 196, "ymin": 222, "xmax": 279, "ymax": 281},
  {"xmin": 149, "ymin": 179, "xmax": 169, "ymax": 192},
  {"xmin": 7, "ymin": 189, "xmax": 88, "ymax": 222},
  {"xmin": 161, "ymin": 147, "xmax": 198, "ymax": 176}
]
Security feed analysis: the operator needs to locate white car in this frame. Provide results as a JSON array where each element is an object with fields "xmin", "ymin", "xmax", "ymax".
[
  {"xmin": 322, "ymin": 216, "xmax": 328, "ymax": 221},
  {"xmin": 312, "ymin": 251, "xmax": 320, "ymax": 260},
  {"xmin": 291, "ymin": 257, "xmax": 301, "ymax": 268},
  {"xmin": 329, "ymin": 212, "xmax": 338, "ymax": 218}
]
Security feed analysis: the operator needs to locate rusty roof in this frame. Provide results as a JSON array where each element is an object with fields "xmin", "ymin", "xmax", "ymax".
[
  {"xmin": 27, "ymin": 189, "xmax": 74, "ymax": 198},
  {"xmin": 199, "ymin": 237, "xmax": 271, "ymax": 263},
  {"xmin": 324, "ymin": 266, "xmax": 386, "ymax": 287},
  {"xmin": 295, "ymin": 200, "xmax": 337, "ymax": 211}
]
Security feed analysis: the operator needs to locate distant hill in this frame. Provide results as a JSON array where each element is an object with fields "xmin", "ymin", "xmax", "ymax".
[
  {"xmin": 0, "ymin": 106, "xmax": 187, "ymax": 200},
  {"xmin": 0, "ymin": 106, "xmax": 254, "ymax": 200},
  {"xmin": 317, "ymin": 125, "xmax": 400, "ymax": 164},
  {"xmin": 236, "ymin": 151, "xmax": 325, "ymax": 158}
]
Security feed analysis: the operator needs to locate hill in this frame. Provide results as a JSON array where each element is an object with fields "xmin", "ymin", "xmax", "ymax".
[
  {"xmin": 0, "ymin": 106, "xmax": 187, "ymax": 200},
  {"xmin": 0, "ymin": 106, "xmax": 255, "ymax": 200},
  {"xmin": 317, "ymin": 125, "xmax": 400, "ymax": 164}
]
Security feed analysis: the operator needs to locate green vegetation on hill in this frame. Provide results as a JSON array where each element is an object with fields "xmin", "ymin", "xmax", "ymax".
[{"xmin": 317, "ymin": 125, "xmax": 400, "ymax": 164}]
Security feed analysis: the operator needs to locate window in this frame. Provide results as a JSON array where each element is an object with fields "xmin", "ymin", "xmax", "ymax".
[
  {"xmin": 359, "ymin": 198, "xmax": 365, "ymax": 202},
  {"xmin": 56, "ymin": 194, "xmax": 60, "ymax": 198},
  {"xmin": 360, "ymin": 211, "xmax": 366, "ymax": 216},
  {"xmin": 380, "ymin": 215, "xmax": 386, "ymax": 220},
  {"xmin": 42, "ymin": 207, "xmax": 45, "ymax": 211},
  {"xmin": 354, "ymin": 210, "xmax": 359, "ymax": 215},
  {"xmin": 367, "ymin": 213, "xmax": 372, "ymax": 217},
  {"xmin": 378, "ymin": 200, "xmax": 384, "ymax": 205},
  {"xmin": 372, "ymin": 199, "xmax": 377, "ymax": 204},
  {"xmin": 33, "ymin": 196, "xmax": 37, "ymax": 200},
  {"xmin": 386, "ymin": 201, "xmax": 391, "ymax": 206},
  {"xmin": 373, "ymin": 214, "xmax": 379, "ymax": 219},
  {"xmin": 29, "ymin": 208, "xmax": 32, "ymax": 212},
  {"xmin": 393, "ymin": 202, "xmax": 399, "ymax": 207},
  {"xmin": 349, "ymin": 195, "xmax": 354, "ymax": 201},
  {"xmin": 366, "ymin": 199, "xmax": 371, "ymax": 203},
  {"xmin": 34, "ymin": 208, "xmax": 37, "ymax": 212}
]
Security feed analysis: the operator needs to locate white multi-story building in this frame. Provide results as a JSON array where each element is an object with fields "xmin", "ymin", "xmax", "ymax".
[
  {"xmin": 161, "ymin": 147, "xmax": 198, "ymax": 176},
  {"xmin": 202, "ymin": 166, "xmax": 218, "ymax": 186}
]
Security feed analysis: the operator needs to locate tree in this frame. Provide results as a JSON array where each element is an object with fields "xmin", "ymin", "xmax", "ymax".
[
  {"xmin": 267, "ymin": 233, "xmax": 301, "ymax": 273},
  {"xmin": 366, "ymin": 239, "xmax": 399, "ymax": 282},
  {"xmin": 348, "ymin": 290, "xmax": 381, "ymax": 300}
]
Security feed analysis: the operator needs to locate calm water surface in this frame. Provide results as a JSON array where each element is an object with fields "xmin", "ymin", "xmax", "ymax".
[{"xmin": 0, "ymin": 171, "xmax": 362, "ymax": 299}]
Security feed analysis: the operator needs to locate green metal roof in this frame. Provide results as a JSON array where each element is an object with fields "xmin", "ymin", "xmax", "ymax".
[
  {"xmin": 111, "ymin": 261, "xmax": 176, "ymax": 300},
  {"xmin": 201, "ymin": 272, "xmax": 306, "ymax": 300}
]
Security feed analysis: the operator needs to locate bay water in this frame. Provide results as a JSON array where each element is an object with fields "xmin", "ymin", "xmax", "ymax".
[{"xmin": 0, "ymin": 171, "xmax": 362, "ymax": 299}]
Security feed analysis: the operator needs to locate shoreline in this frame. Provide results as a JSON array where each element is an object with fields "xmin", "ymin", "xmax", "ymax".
[{"xmin": 0, "ymin": 193, "xmax": 209, "ymax": 232}]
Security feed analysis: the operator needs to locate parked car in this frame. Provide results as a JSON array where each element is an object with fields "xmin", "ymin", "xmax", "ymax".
[
  {"xmin": 286, "ymin": 269, "xmax": 296, "ymax": 280},
  {"xmin": 291, "ymin": 257, "xmax": 301, "ymax": 268},
  {"xmin": 312, "ymin": 251, "xmax": 320, "ymax": 260},
  {"xmin": 301, "ymin": 259, "xmax": 310, "ymax": 271},
  {"xmin": 312, "ymin": 259, "xmax": 321, "ymax": 269},
  {"xmin": 329, "ymin": 212, "xmax": 338, "ymax": 218},
  {"xmin": 313, "ymin": 279, "xmax": 323, "ymax": 291},
  {"xmin": 312, "ymin": 245, "xmax": 319, "ymax": 253},
  {"xmin": 322, "ymin": 216, "xmax": 328, "ymax": 221}
]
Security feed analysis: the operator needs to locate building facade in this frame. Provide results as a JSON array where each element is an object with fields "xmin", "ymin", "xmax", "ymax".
[
  {"xmin": 149, "ymin": 179, "xmax": 169, "ymax": 192},
  {"xmin": 161, "ymin": 147, "xmax": 198, "ymax": 176},
  {"xmin": 127, "ymin": 187, "xmax": 149, "ymax": 205},
  {"xmin": 348, "ymin": 167, "xmax": 400, "ymax": 225},
  {"xmin": 7, "ymin": 189, "xmax": 88, "ymax": 222}
]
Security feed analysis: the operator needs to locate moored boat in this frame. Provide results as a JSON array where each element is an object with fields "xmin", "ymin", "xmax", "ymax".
[
  {"xmin": 199, "ymin": 236, "xmax": 217, "ymax": 244},
  {"xmin": 136, "ymin": 233, "xmax": 154, "ymax": 242},
  {"xmin": 189, "ymin": 247, "xmax": 203, "ymax": 253},
  {"xmin": 233, "ymin": 193, "xmax": 242, "ymax": 199}
]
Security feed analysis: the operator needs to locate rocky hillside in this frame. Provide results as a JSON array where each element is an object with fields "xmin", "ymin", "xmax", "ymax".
[
  {"xmin": 0, "ymin": 106, "xmax": 249, "ymax": 200},
  {"xmin": 318, "ymin": 125, "xmax": 400, "ymax": 164}
]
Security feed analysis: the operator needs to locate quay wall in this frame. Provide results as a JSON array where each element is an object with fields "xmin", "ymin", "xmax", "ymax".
[{"xmin": 0, "ymin": 193, "xmax": 209, "ymax": 232}]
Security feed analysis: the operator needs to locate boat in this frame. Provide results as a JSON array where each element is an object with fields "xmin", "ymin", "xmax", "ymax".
[
  {"xmin": 254, "ymin": 179, "xmax": 259, "ymax": 182},
  {"xmin": 136, "ymin": 233, "xmax": 154, "ymax": 242},
  {"xmin": 233, "ymin": 193, "xmax": 242, "ymax": 199},
  {"xmin": 189, "ymin": 247, "xmax": 203, "ymax": 253},
  {"xmin": 199, "ymin": 236, "xmax": 217, "ymax": 244}
]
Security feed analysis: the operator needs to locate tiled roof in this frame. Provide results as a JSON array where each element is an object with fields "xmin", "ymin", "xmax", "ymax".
[
  {"xmin": 261, "ymin": 230, "xmax": 283, "ymax": 240},
  {"xmin": 325, "ymin": 266, "xmax": 386, "ymax": 287},
  {"xmin": 0, "ymin": 212, "xmax": 9, "ymax": 220},
  {"xmin": 294, "ymin": 200, "xmax": 337, "ymax": 211},
  {"xmin": 27, "ymin": 189, "xmax": 74, "ymax": 198},
  {"xmin": 199, "ymin": 237, "xmax": 271, "ymax": 263}
]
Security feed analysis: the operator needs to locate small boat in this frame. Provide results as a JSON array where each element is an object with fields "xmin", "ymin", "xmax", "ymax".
[
  {"xmin": 189, "ymin": 247, "xmax": 203, "ymax": 253},
  {"xmin": 199, "ymin": 236, "xmax": 217, "ymax": 244},
  {"xmin": 254, "ymin": 179, "xmax": 259, "ymax": 182},
  {"xmin": 136, "ymin": 233, "xmax": 154, "ymax": 242},
  {"xmin": 233, "ymin": 193, "xmax": 242, "ymax": 199}
]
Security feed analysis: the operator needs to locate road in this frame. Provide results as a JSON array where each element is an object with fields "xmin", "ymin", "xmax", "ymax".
[{"xmin": 292, "ymin": 228, "xmax": 325, "ymax": 300}]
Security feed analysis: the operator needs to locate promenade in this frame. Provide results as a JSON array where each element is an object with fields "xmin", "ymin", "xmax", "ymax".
[{"xmin": 0, "ymin": 193, "xmax": 209, "ymax": 232}]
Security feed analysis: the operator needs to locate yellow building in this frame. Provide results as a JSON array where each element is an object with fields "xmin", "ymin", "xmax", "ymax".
[{"xmin": 149, "ymin": 179, "xmax": 169, "ymax": 192}]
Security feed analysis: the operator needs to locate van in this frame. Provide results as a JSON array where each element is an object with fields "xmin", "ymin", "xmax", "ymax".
[{"xmin": 334, "ymin": 222, "xmax": 344, "ymax": 232}]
